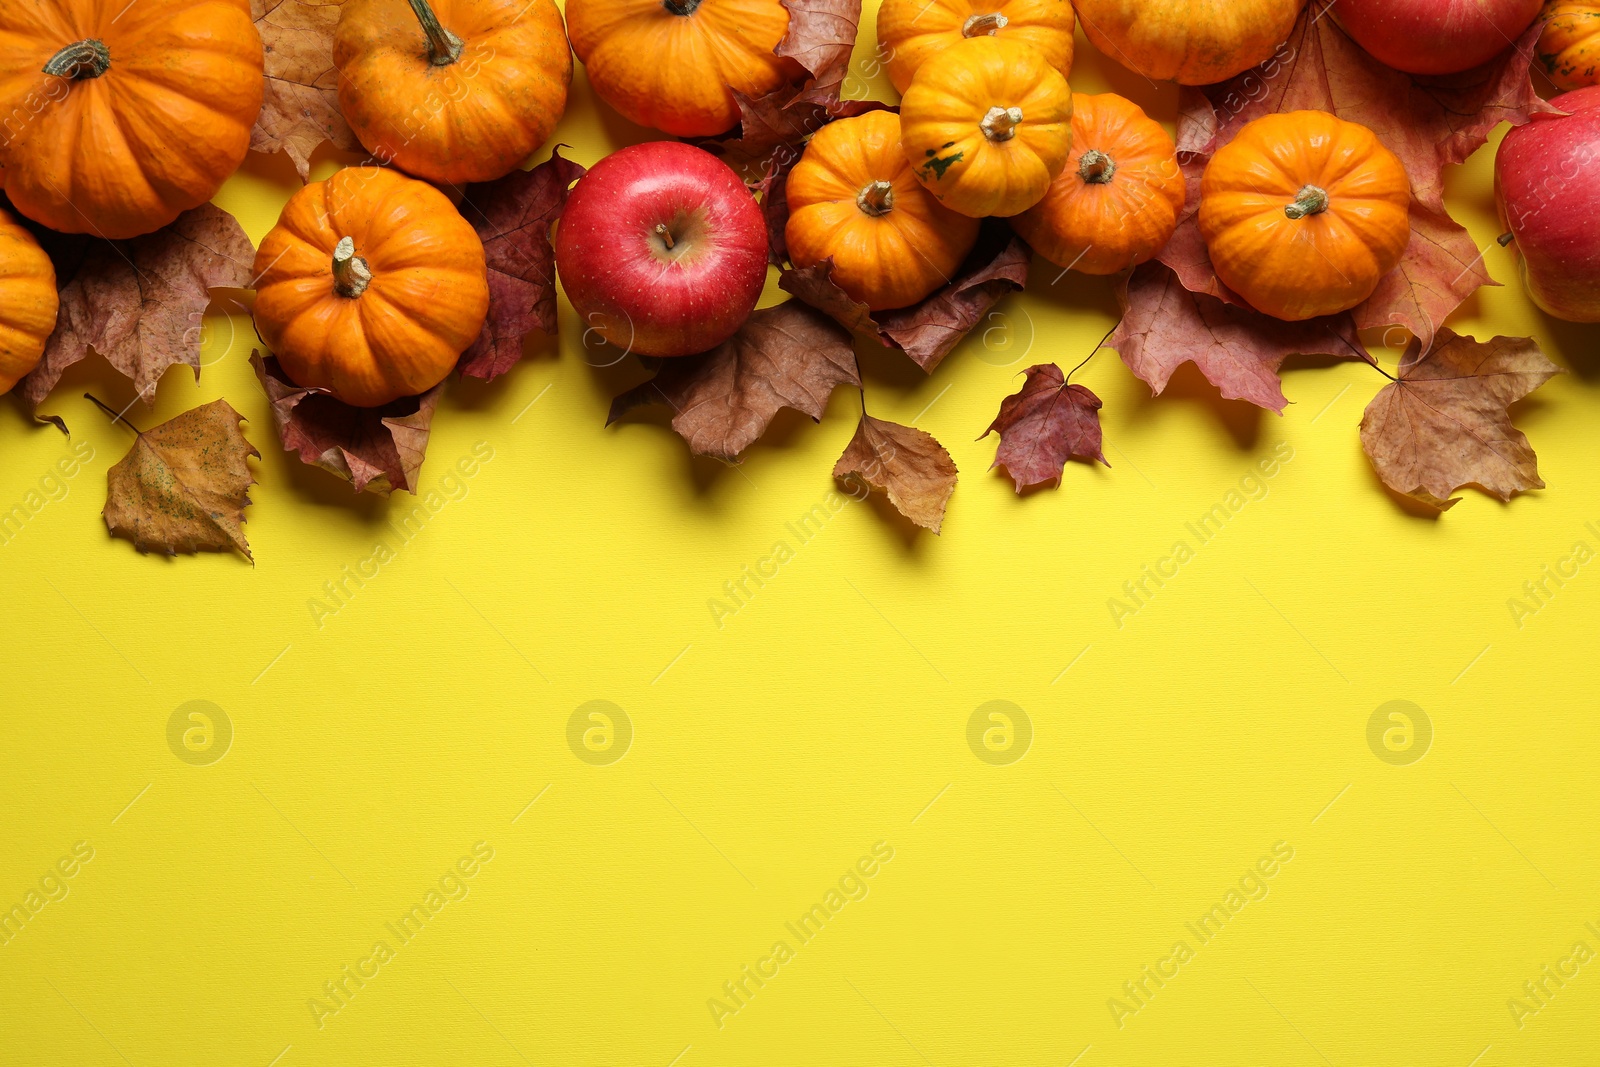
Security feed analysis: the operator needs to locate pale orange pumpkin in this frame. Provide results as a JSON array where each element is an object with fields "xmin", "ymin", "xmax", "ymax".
[
  {"xmin": 877, "ymin": 0, "xmax": 1074, "ymax": 94},
  {"xmin": 1539, "ymin": 1, "xmax": 1600, "ymax": 91},
  {"xmin": 0, "ymin": 208, "xmax": 58, "ymax": 395},
  {"xmin": 1072, "ymin": 0, "xmax": 1304, "ymax": 85},
  {"xmin": 252, "ymin": 167, "xmax": 490, "ymax": 408}
]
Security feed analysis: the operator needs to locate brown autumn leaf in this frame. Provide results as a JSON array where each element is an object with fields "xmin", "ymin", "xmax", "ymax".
[
  {"xmin": 252, "ymin": 351, "xmax": 442, "ymax": 495},
  {"xmin": 777, "ymin": 0, "xmax": 862, "ymax": 106},
  {"xmin": 456, "ymin": 150, "xmax": 586, "ymax": 380},
  {"xmin": 17, "ymin": 203, "xmax": 255, "ymax": 411},
  {"xmin": 833, "ymin": 414, "xmax": 957, "ymax": 533},
  {"xmin": 607, "ymin": 301, "xmax": 858, "ymax": 462},
  {"xmin": 1359, "ymin": 329, "xmax": 1560, "ymax": 510},
  {"xmin": 251, "ymin": 0, "xmax": 361, "ymax": 181},
  {"xmin": 100, "ymin": 398, "xmax": 259, "ymax": 560},
  {"xmin": 982, "ymin": 364, "xmax": 1106, "ymax": 493}
]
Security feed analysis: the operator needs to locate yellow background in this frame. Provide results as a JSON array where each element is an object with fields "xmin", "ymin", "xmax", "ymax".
[{"xmin": 3, "ymin": 10, "xmax": 1599, "ymax": 1067}]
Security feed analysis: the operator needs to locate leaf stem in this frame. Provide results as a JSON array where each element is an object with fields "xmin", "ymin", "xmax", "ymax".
[
  {"xmin": 84, "ymin": 393, "xmax": 144, "ymax": 434},
  {"xmin": 1067, "ymin": 322, "xmax": 1118, "ymax": 384}
]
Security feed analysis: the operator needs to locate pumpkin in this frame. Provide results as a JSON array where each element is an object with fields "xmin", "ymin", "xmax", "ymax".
[
  {"xmin": 877, "ymin": 0, "xmax": 1074, "ymax": 94},
  {"xmin": 252, "ymin": 167, "xmax": 490, "ymax": 408},
  {"xmin": 1013, "ymin": 92, "xmax": 1184, "ymax": 275},
  {"xmin": 0, "ymin": 209, "xmax": 58, "ymax": 396},
  {"xmin": 899, "ymin": 37, "xmax": 1073, "ymax": 218},
  {"xmin": 1072, "ymin": 0, "xmax": 1304, "ymax": 86},
  {"xmin": 566, "ymin": 0, "xmax": 803, "ymax": 138},
  {"xmin": 1199, "ymin": 111, "xmax": 1411, "ymax": 322},
  {"xmin": 0, "ymin": 0, "xmax": 263, "ymax": 240},
  {"xmin": 335, "ymin": 0, "xmax": 571, "ymax": 185},
  {"xmin": 1539, "ymin": 1, "xmax": 1600, "ymax": 91},
  {"xmin": 785, "ymin": 111, "xmax": 981, "ymax": 310}
]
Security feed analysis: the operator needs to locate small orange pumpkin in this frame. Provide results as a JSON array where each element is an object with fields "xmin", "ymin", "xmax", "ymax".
[
  {"xmin": 0, "ymin": 208, "xmax": 58, "ymax": 395},
  {"xmin": 877, "ymin": 0, "xmax": 1074, "ymax": 94},
  {"xmin": 1013, "ymin": 92, "xmax": 1183, "ymax": 275},
  {"xmin": 252, "ymin": 167, "xmax": 490, "ymax": 408},
  {"xmin": 1072, "ymin": 0, "xmax": 1303, "ymax": 86},
  {"xmin": 566, "ymin": 0, "xmax": 803, "ymax": 137},
  {"xmin": 785, "ymin": 111, "xmax": 981, "ymax": 310},
  {"xmin": 1539, "ymin": 1, "xmax": 1600, "ymax": 91},
  {"xmin": 335, "ymin": 0, "xmax": 572, "ymax": 185},
  {"xmin": 0, "ymin": 0, "xmax": 263, "ymax": 240},
  {"xmin": 1199, "ymin": 111, "xmax": 1411, "ymax": 322},
  {"xmin": 899, "ymin": 37, "xmax": 1073, "ymax": 218}
]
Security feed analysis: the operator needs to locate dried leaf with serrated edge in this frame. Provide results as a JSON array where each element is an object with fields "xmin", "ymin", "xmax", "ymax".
[
  {"xmin": 777, "ymin": 0, "xmax": 862, "ymax": 105},
  {"xmin": 607, "ymin": 301, "xmax": 858, "ymax": 462},
  {"xmin": 250, "ymin": 0, "xmax": 360, "ymax": 181},
  {"xmin": 456, "ymin": 150, "xmax": 586, "ymax": 380},
  {"xmin": 1359, "ymin": 329, "xmax": 1559, "ymax": 510},
  {"xmin": 982, "ymin": 364, "xmax": 1106, "ymax": 492},
  {"xmin": 833, "ymin": 414, "xmax": 957, "ymax": 533},
  {"xmin": 17, "ymin": 203, "xmax": 255, "ymax": 411},
  {"xmin": 102, "ymin": 399, "xmax": 259, "ymax": 560},
  {"xmin": 252, "ymin": 351, "xmax": 441, "ymax": 495}
]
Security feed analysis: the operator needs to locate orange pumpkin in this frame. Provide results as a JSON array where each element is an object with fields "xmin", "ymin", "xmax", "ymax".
[
  {"xmin": 0, "ymin": 209, "xmax": 58, "ymax": 395},
  {"xmin": 252, "ymin": 167, "xmax": 490, "ymax": 408},
  {"xmin": 1539, "ymin": 1, "xmax": 1600, "ymax": 91},
  {"xmin": 877, "ymin": 0, "xmax": 1074, "ymax": 94},
  {"xmin": 566, "ymin": 0, "xmax": 803, "ymax": 137},
  {"xmin": 1199, "ymin": 111, "xmax": 1411, "ymax": 322},
  {"xmin": 899, "ymin": 37, "xmax": 1073, "ymax": 218},
  {"xmin": 0, "ymin": 0, "xmax": 263, "ymax": 240},
  {"xmin": 1072, "ymin": 0, "xmax": 1303, "ymax": 85},
  {"xmin": 335, "ymin": 0, "xmax": 571, "ymax": 185},
  {"xmin": 785, "ymin": 111, "xmax": 981, "ymax": 310},
  {"xmin": 1013, "ymin": 92, "xmax": 1183, "ymax": 275}
]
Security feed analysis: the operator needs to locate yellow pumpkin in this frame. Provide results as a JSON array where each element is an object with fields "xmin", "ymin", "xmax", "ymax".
[
  {"xmin": 877, "ymin": 0, "xmax": 1074, "ymax": 94},
  {"xmin": 899, "ymin": 36, "xmax": 1073, "ymax": 218},
  {"xmin": 1539, "ymin": 1, "xmax": 1600, "ymax": 91},
  {"xmin": 1073, "ymin": 0, "xmax": 1304, "ymax": 85},
  {"xmin": 0, "ymin": 208, "xmax": 58, "ymax": 395}
]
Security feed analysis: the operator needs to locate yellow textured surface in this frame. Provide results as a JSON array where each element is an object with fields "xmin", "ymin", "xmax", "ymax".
[{"xmin": 3, "ymin": 12, "xmax": 1599, "ymax": 1067}]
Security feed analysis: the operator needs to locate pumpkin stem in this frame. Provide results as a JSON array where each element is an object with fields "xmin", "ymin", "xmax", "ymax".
[
  {"xmin": 332, "ymin": 237, "xmax": 373, "ymax": 299},
  {"xmin": 962, "ymin": 12, "xmax": 1009, "ymax": 36},
  {"xmin": 654, "ymin": 222, "xmax": 676, "ymax": 250},
  {"xmin": 663, "ymin": 0, "xmax": 703, "ymax": 14},
  {"xmin": 856, "ymin": 180, "xmax": 895, "ymax": 217},
  {"xmin": 405, "ymin": 0, "xmax": 464, "ymax": 65},
  {"xmin": 43, "ymin": 39, "xmax": 110, "ymax": 80},
  {"xmin": 1285, "ymin": 184, "xmax": 1330, "ymax": 220},
  {"xmin": 980, "ymin": 106, "xmax": 1023, "ymax": 142},
  {"xmin": 1078, "ymin": 149, "xmax": 1116, "ymax": 184}
]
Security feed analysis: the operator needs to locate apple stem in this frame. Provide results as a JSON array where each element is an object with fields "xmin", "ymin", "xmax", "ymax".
[
  {"xmin": 856, "ymin": 180, "xmax": 895, "ymax": 217},
  {"xmin": 962, "ymin": 12, "xmax": 1008, "ymax": 36},
  {"xmin": 332, "ymin": 237, "xmax": 373, "ymax": 298},
  {"xmin": 1285, "ymin": 184, "xmax": 1330, "ymax": 220},
  {"xmin": 406, "ymin": 0, "xmax": 464, "ymax": 66},
  {"xmin": 980, "ymin": 106, "xmax": 1023, "ymax": 142},
  {"xmin": 654, "ymin": 223, "xmax": 676, "ymax": 250},
  {"xmin": 1498, "ymin": 231, "xmax": 1516, "ymax": 247},
  {"xmin": 1078, "ymin": 149, "xmax": 1116, "ymax": 185}
]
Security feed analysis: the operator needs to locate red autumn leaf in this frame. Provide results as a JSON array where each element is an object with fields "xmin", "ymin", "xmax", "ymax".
[
  {"xmin": 455, "ymin": 150, "xmax": 586, "ymax": 380},
  {"xmin": 250, "ymin": 0, "xmax": 361, "ymax": 181},
  {"xmin": 252, "ymin": 351, "xmax": 442, "ymax": 495},
  {"xmin": 833, "ymin": 414, "xmax": 958, "ymax": 533},
  {"xmin": 1359, "ymin": 329, "xmax": 1560, "ymax": 510},
  {"xmin": 607, "ymin": 300, "xmax": 858, "ymax": 462},
  {"xmin": 982, "ymin": 364, "xmax": 1106, "ymax": 493}
]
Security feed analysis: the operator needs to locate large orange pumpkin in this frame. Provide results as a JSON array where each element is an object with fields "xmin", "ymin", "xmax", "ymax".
[
  {"xmin": 0, "ymin": 0, "xmax": 263, "ymax": 240},
  {"xmin": 0, "ymin": 208, "xmax": 58, "ymax": 396},
  {"xmin": 1013, "ymin": 92, "xmax": 1184, "ymax": 275},
  {"xmin": 1539, "ymin": 1, "xmax": 1600, "ymax": 91},
  {"xmin": 785, "ymin": 111, "xmax": 981, "ymax": 310},
  {"xmin": 1199, "ymin": 111, "xmax": 1411, "ymax": 322},
  {"xmin": 252, "ymin": 167, "xmax": 490, "ymax": 408},
  {"xmin": 335, "ymin": 0, "xmax": 571, "ymax": 185},
  {"xmin": 566, "ymin": 0, "xmax": 803, "ymax": 137},
  {"xmin": 899, "ymin": 37, "xmax": 1073, "ymax": 218},
  {"xmin": 1072, "ymin": 0, "xmax": 1304, "ymax": 85},
  {"xmin": 877, "ymin": 0, "xmax": 1074, "ymax": 94}
]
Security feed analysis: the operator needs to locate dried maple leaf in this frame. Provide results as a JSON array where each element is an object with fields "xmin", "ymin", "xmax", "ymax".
[
  {"xmin": 777, "ymin": 0, "xmax": 862, "ymax": 106},
  {"xmin": 982, "ymin": 364, "xmax": 1106, "ymax": 493},
  {"xmin": 251, "ymin": 0, "xmax": 361, "ymax": 181},
  {"xmin": 607, "ymin": 301, "xmax": 858, "ymax": 462},
  {"xmin": 1359, "ymin": 329, "xmax": 1559, "ymax": 510},
  {"xmin": 18, "ymin": 203, "xmax": 255, "ymax": 411},
  {"xmin": 95, "ymin": 396, "xmax": 259, "ymax": 560},
  {"xmin": 833, "ymin": 414, "xmax": 957, "ymax": 533},
  {"xmin": 252, "ymin": 351, "xmax": 442, "ymax": 495},
  {"xmin": 456, "ymin": 150, "xmax": 586, "ymax": 380}
]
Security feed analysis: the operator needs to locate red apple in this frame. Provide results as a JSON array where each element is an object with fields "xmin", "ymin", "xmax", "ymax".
[
  {"xmin": 555, "ymin": 142, "xmax": 768, "ymax": 358},
  {"xmin": 1496, "ymin": 87, "xmax": 1600, "ymax": 322},
  {"xmin": 1332, "ymin": 0, "xmax": 1542, "ymax": 75}
]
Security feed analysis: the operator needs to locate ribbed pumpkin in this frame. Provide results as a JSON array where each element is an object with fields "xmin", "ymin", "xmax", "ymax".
[
  {"xmin": 1539, "ymin": 1, "xmax": 1600, "ymax": 91},
  {"xmin": 877, "ymin": 0, "xmax": 1074, "ymax": 94},
  {"xmin": 566, "ymin": 0, "xmax": 802, "ymax": 137},
  {"xmin": 0, "ymin": 0, "xmax": 263, "ymax": 240},
  {"xmin": 1013, "ymin": 92, "xmax": 1184, "ymax": 275},
  {"xmin": 1072, "ymin": 0, "xmax": 1304, "ymax": 85},
  {"xmin": 786, "ymin": 111, "xmax": 981, "ymax": 310},
  {"xmin": 0, "ymin": 209, "xmax": 58, "ymax": 396},
  {"xmin": 335, "ymin": 0, "xmax": 571, "ymax": 185},
  {"xmin": 899, "ymin": 37, "xmax": 1073, "ymax": 218},
  {"xmin": 252, "ymin": 167, "xmax": 490, "ymax": 408},
  {"xmin": 1200, "ymin": 111, "xmax": 1411, "ymax": 321}
]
